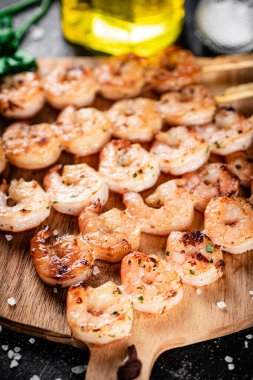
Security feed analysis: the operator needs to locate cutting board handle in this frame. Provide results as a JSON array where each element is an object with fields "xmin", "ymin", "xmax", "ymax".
[{"xmin": 85, "ymin": 341, "xmax": 157, "ymax": 380}]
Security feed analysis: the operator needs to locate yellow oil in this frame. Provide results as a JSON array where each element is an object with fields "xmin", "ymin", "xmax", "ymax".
[{"xmin": 61, "ymin": 0, "xmax": 185, "ymax": 56}]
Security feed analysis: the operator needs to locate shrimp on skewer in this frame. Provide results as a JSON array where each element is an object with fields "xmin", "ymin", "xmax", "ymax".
[
  {"xmin": 166, "ymin": 230, "xmax": 225, "ymax": 287},
  {"xmin": 55, "ymin": 106, "xmax": 111, "ymax": 156},
  {"xmin": 123, "ymin": 180, "xmax": 195, "ymax": 235},
  {"xmin": 121, "ymin": 252, "xmax": 183, "ymax": 314},
  {"xmin": 147, "ymin": 48, "xmax": 201, "ymax": 93},
  {"xmin": 43, "ymin": 164, "xmax": 108, "ymax": 216},
  {"xmin": 67, "ymin": 281, "xmax": 133, "ymax": 344},
  {"xmin": 204, "ymin": 197, "xmax": 253, "ymax": 254},
  {"xmin": 0, "ymin": 179, "xmax": 50, "ymax": 232},
  {"xmin": 151, "ymin": 126, "xmax": 209, "ymax": 175},
  {"xmin": 0, "ymin": 72, "xmax": 45, "ymax": 119},
  {"xmin": 196, "ymin": 107, "xmax": 253, "ymax": 155},
  {"xmin": 94, "ymin": 55, "xmax": 145, "ymax": 100},
  {"xmin": 107, "ymin": 98, "xmax": 162, "ymax": 143},
  {"xmin": 183, "ymin": 163, "xmax": 239, "ymax": 212},
  {"xmin": 31, "ymin": 226, "xmax": 94, "ymax": 287},
  {"xmin": 226, "ymin": 150, "xmax": 253, "ymax": 188},
  {"xmin": 78, "ymin": 201, "xmax": 141, "ymax": 263},
  {"xmin": 2, "ymin": 122, "xmax": 62, "ymax": 170},
  {"xmin": 158, "ymin": 85, "xmax": 216, "ymax": 126},
  {"xmin": 43, "ymin": 64, "xmax": 97, "ymax": 109},
  {"xmin": 99, "ymin": 140, "xmax": 160, "ymax": 193},
  {"xmin": 0, "ymin": 139, "xmax": 6, "ymax": 174}
]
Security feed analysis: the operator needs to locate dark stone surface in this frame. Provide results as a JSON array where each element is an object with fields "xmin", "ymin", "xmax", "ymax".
[{"xmin": 0, "ymin": 1, "xmax": 252, "ymax": 379}]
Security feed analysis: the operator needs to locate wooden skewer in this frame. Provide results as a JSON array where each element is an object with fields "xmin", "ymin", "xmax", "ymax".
[
  {"xmin": 215, "ymin": 82, "xmax": 253, "ymax": 104},
  {"xmin": 199, "ymin": 53, "xmax": 253, "ymax": 73}
]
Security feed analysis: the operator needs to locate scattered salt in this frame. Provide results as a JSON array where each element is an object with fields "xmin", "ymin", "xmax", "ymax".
[
  {"xmin": 13, "ymin": 352, "xmax": 22, "ymax": 361},
  {"xmin": 2, "ymin": 345, "xmax": 8, "ymax": 351},
  {"xmin": 71, "ymin": 365, "xmax": 87, "ymax": 374},
  {"xmin": 225, "ymin": 356, "xmax": 233, "ymax": 363},
  {"xmin": 249, "ymin": 290, "xmax": 253, "ymax": 295},
  {"xmin": 29, "ymin": 338, "xmax": 35, "ymax": 344},
  {"xmin": 93, "ymin": 266, "xmax": 100, "ymax": 276},
  {"xmin": 14, "ymin": 347, "xmax": 20, "ymax": 353},
  {"xmin": 246, "ymin": 334, "xmax": 253, "ymax": 339},
  {"xmin": 244, "ymin": 341, "xmax": 249, "ymax": 348},
  {"xmin": 228, "ymin": 363, "xmax": 235, "ymax": 370},
  {"xmin": 10, "ymin": 359, "xmax": 19, "ymax": 368},
  {"xmin": 30, "ymin": 376, "xmax": 40, "ymax": 380},
  {"xmin": 5, "ymin": 234, "xmax": 13, "ymax": 241},
  {"xmin": 7, "ymin": 297, "xmax": 16, "ymax": 306},
  {"xmin": 30, "ymin": 26, "xmax": 45, "ymax": 41},
  {"xmin": 53, "ymin": 229, "xmax": 59, "ymax": 236},
  {"xmin": 7, "ymin": 350, "xmax": 14, "ymax": 359},
  {"xmin": 217, "ymin": 301, "xmax": 226, "ymax": 309},
  {"xmin": 53, "ymin": 288, "xmax": 58, "ymax": 294},
  {"xmin": 196, "ymin": 288, "xmax": 201, "ymax": 295}
]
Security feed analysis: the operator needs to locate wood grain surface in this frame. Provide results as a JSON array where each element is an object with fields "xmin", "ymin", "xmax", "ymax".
[{"xmin": 0, "ymin": 57, "xmax": 253, "ymax": 380}]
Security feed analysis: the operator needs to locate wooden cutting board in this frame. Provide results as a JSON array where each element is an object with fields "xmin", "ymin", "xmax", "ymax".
[{"xmin": 0, "ymin": 56, "xmax": 253, "ymax": 380}]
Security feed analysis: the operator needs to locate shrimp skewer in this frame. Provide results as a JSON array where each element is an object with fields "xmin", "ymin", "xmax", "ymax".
[
  {"xmin": 123, "ymin": 180, "xmax": 195, "ymax": 235},
  {"xmin": 55, "ymin": 106, "xmax": 111, "ymax": 156},
  {"xmin": 151, "ymin": 126, "xmax": 209, "ymax": 175},
  {"xmin": 0, "ymin": 72, "xmax": 45, "ymax": 119},
  {"xmin": 99, "ymin": 140, "xmax": 160, "ymax": 194},
  {"xmin": 166, "ymin": 230, "xmax": 225, "ymax": 286},
  {"xmin": 31, "ymin": 226, "xmax": 94, "ymax": 287},
  {"xmin": 121, "ymin": 252, "xmax": 183, "ymax": 314},
  {"xmin": 0, "ymin": 179, "xmax": 50, "ymax": 232},
  {"xmin": 107, "ymin": 98, "xmax": 162, "ymax": 143},
  {"xmin": 43, "ymin": 164, "xmax": 108, "ymax": 216},
  {"xmin": 43, "ymin": 64, "xmax": 97, "ymax": 109},
  {"xmin": 67, "ymin": 281, "xmax": 133, "ymax": 344},
  {"xmin": 158, "ymin": 85, "xmax": 216, "ymax": 126},
  {"xmin": 79, "ymin": 202, "xmax": 141, "ymax": 263},
  {"xmin": 2, "ymin": 122, "xmax": 62, "ymax": 170},
  {"xmin": 204, "ymin": 197, "xmax": 253, "ymax": 254},
  {"xmin": 183, "ymin": 163, "xmax": 239, "ymax": 212}
]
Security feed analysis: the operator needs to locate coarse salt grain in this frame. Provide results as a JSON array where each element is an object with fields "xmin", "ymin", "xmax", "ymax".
[
  {"xmin": 53, "ymin": 229, "xmax": 59, "ymax": 236},
  {"xmin": 228, "ymin": 363, "xmax": 235, "ymax": 370},
  {"xmin": 2, "ymin": 345, "xmax": 8, "ymax": 351},
  {"xmin": 29, "ymin": 338, "xmax": 35, "ymax": 344},
  {"xmin": 14, "ymin": 347, "xmax": 20, "ymax": 353},
  {"xmin": 244, "ymin": 341, "xmax": 249, "ymax": 348},
  {"xmin": 249, "ymin": 290, "xmax": 253, "ymax": 295},
  {"xmin": 93, "ymin": 266, "xmax": 100, "ymax": 276},
  {"xmin": 30, "ymin": 26, "xmax": 45, "ymax": 41},
  {"xmin": 8, "ymin": 350, "xmax": 14, "ymax": 359},
  {"xmin": 5, "ymin": 234, "xmax": 13, "ymax": 241},
  {"xmin": 53, "ymin": 288, "xmax": 58, "ymax": 294},
  {"xmin": 225, "ymin": 356, "xmax": 233, "ymax": 363},
  {"xmin": 246, "ymin": 334, "xmax": 253, "ymax": 339},
  {"xmin": 71, "ymin": 365, "xmax": 87, "ymax": 374},
  {"xmin": 7, "ymin": 297, "xmax": 16, "ymax": 306},
  {"xmin": 217, "ymin": 301, "xmax": 226, "ymax": 309},
  {"xmin": 13, "ymin": 352, "xmax": 22, "ymax": 361},
  {"xmin": 30, "ymin": 376, "xmax": 40, "ymax": 380},
  {"xmin": 10, "ymin": 359, "xmax": 19, "ymax": 368},
  {"xmin": 196, "ymin": 288, "xmax": 201, "ymax": 295}
]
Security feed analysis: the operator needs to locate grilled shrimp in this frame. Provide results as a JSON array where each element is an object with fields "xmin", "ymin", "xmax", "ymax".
[
  {"xmin": 148, "ymin": 48, "xmax": 201, "ymax": 93},
  {"xmin": 99, "ymin": 140, "xmax": 160, "ymax": 193},
  {"xmin": 43, "ymin": 64, "xmax": 97, "ymax": 109},
  {"xmin": 226, "ymin": 150, "xmax": 253, "ymax": 187},
  {"xmin": 55, "ymin": 106, "xmax": 111, "ymax": 156},
  {"xmin": 43, "ymin": 164, "xmax": 108, "ymax": 216},
  {"xmin": 107, "ymin": 98, "xmax": 162, "ymax": 142},
  {"xmin": 123, "ymin": 180, "xmax": 195, "ymax": 235},
  {"xmin": 67, "ymin": 281, "xmax": 133, "ymax": 344},
  {"xmin": 158, "ymin": 85, "xmax": 216, "ymax": 126},
  {"xmin": 151, "ymin": 126, "xmax": 209, "ymax": 175},
  {"xmin": 183, "ymin": 163, "xmax": 239, "ymax": 212},
  {"xmin": 121, "ymin": 252, "xmax": 183, "ymax": 314},
  {"xmin": 166, "ymin": 230, "xmax": 225, "ymax": 286},
  {"xmin": 0, "ymin": 179, "xmax": 50, "ymax": 232},
  {"xmin": 197, "ymin": 107, "xmax": 253, "ymax": 155},
  {"xmin": 0, "ymin": 72, "xmax": 45, "ymax": 119},
  {"xmin": 78, "ymin": 202, "xmax": 141, "ymax": 263},
  {"xmin": 2, "ymin": 122, "xmax": 62, "ymax": 170},
  {"xmin": 204, "ymin": 197, "xmax": 253, "ymax": 254},
  {"xmin": 30, "ymin": 226, "xmax": 94, "ymax": 287},
  {"xmin": 94, "ymin": 55, "xmax": 145, "ymax": 100},
  {"xmin": 0, "ymin": 139, "xmax": 6, "ymax": 174}
]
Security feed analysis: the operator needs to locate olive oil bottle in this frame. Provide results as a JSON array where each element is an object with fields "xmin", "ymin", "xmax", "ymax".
[{"xmin": 61, "ymin": 0, "xmax": 184, "ymax": 56}]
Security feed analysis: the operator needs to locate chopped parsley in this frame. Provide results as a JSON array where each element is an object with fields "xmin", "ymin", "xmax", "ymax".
[
  {"xmin": 165, "ymin": 251, "xmax": 171, "ymax": 256},
  {"xmin": 132, "ymin": 172, "xmax": 137, "ymax": 178},
  {"xmin": 138, "ymin": 295, "xmax": 144, "ymax": 303},
  {"xmin": 189, "ymin": 269, "xmax": 195, "ymax": 275},
  {"xmin": 235, "ymin": 164, "xmax": 242, "ymax": 170},
  {"xmin": 206, "ymin": 243, "xmax": 214, "ymax": 253},
  {"xmin": 214, "ymin": 141, "xmax": 221, "ymax": 149}
]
